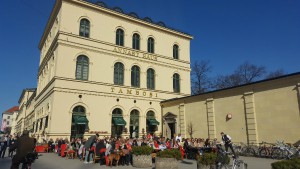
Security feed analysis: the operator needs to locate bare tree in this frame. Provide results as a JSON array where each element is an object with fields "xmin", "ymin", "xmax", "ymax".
[
  {"xmin": 191, "ymin": 60, "xmax": 212, "ymax": 95},
  {"xmin": 265, "ymin": 69, "xmax": 285, "ymax": 79},
  {"xmin": 214, "ymin": 61, "xmax": 266, "ymax": 89},
  {"xmin": 213, "ymin": 74, "xmax": 242, "ymax": 89},
  {"xmin": 234, "ymin": 61, "xmax": 266, "ymax": 84},
  {"xmin": 187, "ymin": 121, "xmax": 196, "ymax": 139}
]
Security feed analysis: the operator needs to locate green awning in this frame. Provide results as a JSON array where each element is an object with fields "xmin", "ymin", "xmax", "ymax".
[
  {"xmin": 147, "ymin": 119, "xmax": 160, "ymax": 125},
  {"xmin": 112, "ymin": 117, "xmax": 127, "ymax": 126},
  {"xmin": 73, "ymin": 116, "xmax": 89, "ymax": 125}
]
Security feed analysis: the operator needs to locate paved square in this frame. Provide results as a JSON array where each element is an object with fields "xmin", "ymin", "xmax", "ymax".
[{"xmin": 0, "ymin": 152, "xmax": 279, "ymax": 169}]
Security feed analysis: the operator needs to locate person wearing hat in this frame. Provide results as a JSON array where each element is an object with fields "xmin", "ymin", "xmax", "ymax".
[
  {"xmin": 10, "ymin": 130, "xmax": 35, "ymax": 169},
  {"xmin": 220, "ymin": 132, "xmax": 236, "ymax": 157},
  {"xmin": 84, "ymin": 133, "xmax": 99, "ymax": 163}
]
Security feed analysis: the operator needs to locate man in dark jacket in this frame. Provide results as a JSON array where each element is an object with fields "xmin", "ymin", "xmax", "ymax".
[
  {"xmin": 10, "ymin": 130, "xmax": 35, "ymax": 169},
  {"xmin": 84, "ymin": 133, "xmax": 99, "ymax": 163}
]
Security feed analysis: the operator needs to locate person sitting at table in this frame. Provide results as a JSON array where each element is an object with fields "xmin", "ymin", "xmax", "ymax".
[
  {"xmin": 158, "ymin": 141, "xmax": 167, "ymax": 151},
  {"xmin": 205, "ymin": 138, "xmax": 211, "ymax": 147},
  {"xmin": 173, "ymin": 140, "xmax": 180, "ymax": 149},
  {"xmin": 166, "ymin": 139, "xmax": 171, "ymax": 150},
  {"xmin": 132, "ymin": 139, "xmax": 138, "ymax": 147},
  {"xmin": 141, "ymin": 139, "xmax": 148, "ymax": 146}
]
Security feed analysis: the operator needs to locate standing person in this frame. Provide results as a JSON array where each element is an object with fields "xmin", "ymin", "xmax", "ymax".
[
  {"xmin": 220, "ymin": 132, "xmax": 236, "ymax": 156},
  {"xmin": 10, "ymin": 130, "xmax": 35, "ymax": 169},
  {"xmin": 175, "ymin": 134, "xmax": 182, "ymax": 143},
  {"xmin": 84, "ymin": 133, "xmax": 99, "ymax": 164},
  {"xmin": 8, "ymin": 135, "xmax": 16, "ymax": 158},
  {"xmin": 1, "ymin": 135, "xmax": 8, "ymax": 158}
]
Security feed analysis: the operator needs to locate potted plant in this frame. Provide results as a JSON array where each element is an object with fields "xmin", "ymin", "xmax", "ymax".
[
  {"xmin": 197, "ymin": 152, "xmax": 230, "ymax": 169},
  {"xmin": 155, "ymin": 149, "xmax": 182, "ymax": 169},
  {"xmin": 131, "ymin": 146, "xmax": 153, "ymax": 168}
]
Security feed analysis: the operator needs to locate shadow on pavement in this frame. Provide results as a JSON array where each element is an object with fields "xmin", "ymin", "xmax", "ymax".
[{"xmin": 181, "ymin": 160, "xmax": 194, "ymax": 164}]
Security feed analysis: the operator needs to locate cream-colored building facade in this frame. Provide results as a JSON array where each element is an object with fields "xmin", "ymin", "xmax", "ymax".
[
  {"xmin": 161, "ymin": 73, "xmax": 300, "ymax": 144},
  {"xmin": 15, "ymin": 89, "xmax": 36, "ymax": 135},
  {"xmin": 1, "ymin": 106, "xmax": 19, "ymax": 134},
  {"xmin": 29, "ymin": 0, "xmax": 192, "ymax": 140}
]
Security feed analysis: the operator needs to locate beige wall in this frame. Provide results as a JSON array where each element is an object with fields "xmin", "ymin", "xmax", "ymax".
[{"xmin": 161, "ymin": 74, "xmax": 300, "ymax": 144}]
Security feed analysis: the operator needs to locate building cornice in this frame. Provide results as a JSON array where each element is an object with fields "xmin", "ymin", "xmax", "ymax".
[
  {"xmin": 69, "ymin": 0, "xmax": 193, "ymax": 39},
  {"xmin": 38, "ymin": 31, "xmax": 190, "ymax": 77},
  {"xmin": 35, "ymin": 76, "xmax": 189, "ymax": 106},
  {"xmin": 38, "ymin": 0, "xmax": 62, "ymax": 50},
  {"xmin": 38, "ymin": 0, "xmax": 193, "ymax": 50}
]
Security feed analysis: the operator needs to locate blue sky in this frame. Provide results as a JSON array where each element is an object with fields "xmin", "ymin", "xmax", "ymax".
[{"xmin": 0, "ymin": 0, "xmax": 299, "ymax": 117}]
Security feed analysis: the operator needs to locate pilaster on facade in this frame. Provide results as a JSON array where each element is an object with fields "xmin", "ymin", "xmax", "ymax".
[
  {"xmin": 178, "ymin": 103, "xmax": 186, "ymax": 137},
  {"xmin": 206, "ymin": 98, "xmax": 216, "ymax": 139},
  {"xmin": 296, "ymin": 83, "xmax": 300, "ymax": 117},
  {"xmin": 243, "ymin": 92, "xmax": 258, "ymax": 145}
]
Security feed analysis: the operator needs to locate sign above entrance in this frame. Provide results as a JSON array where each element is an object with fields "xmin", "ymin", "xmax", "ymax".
[
  {"xmin": 111, "ymin": 87, "xmax": 158, "ymax": 98},
  {"xmin": 113, "ymin": 47, "xmax": 158, "ymax": 61}
]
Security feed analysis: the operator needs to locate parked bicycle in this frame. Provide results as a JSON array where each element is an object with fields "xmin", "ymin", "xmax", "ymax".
[
  {"xmin": 258, "ymin": 141, "xmax": 278, "ymax": 159},
  {"xmin": 216, "ymin": 144, "xmax": 248, "ymax": 169},
  {"xmin": 274, "ymin": 140, "xmax": 300, "ymax": 159}
]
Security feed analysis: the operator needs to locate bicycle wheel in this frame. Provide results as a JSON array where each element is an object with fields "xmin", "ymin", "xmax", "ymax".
[
  {"xmin": 234, "ymin": 162, "xmax": 247, "ymax": 169},
  {"xmin": 272, "ymin": 148, "xmax": 283, "ymax": 159},
  {"xmin": 259, "ymin": 149, "xmax": 268, "ymax": 158},
  {"xmin": 216, "ymin": 164, "xmax": 231, "ymax": 169},
  {"xmin": 246, "ymin": 148, "xmax": 256, "ymax": 157}
]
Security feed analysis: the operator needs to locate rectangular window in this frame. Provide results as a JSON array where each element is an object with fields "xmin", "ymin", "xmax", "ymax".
[
  {"xmin": 45, "ymin": 116, "xmax": 48, "ymax": 128},
  {"xmin": 7, "ymin": 116, "xmax": 10, "ymax": 119},
  {"xmin": 7, "ymin": 121, "xmax": 9, "ymax": 125},
  {"xmin": 39, "ymin": 119, "xmax": 43, "ymax": 130}
]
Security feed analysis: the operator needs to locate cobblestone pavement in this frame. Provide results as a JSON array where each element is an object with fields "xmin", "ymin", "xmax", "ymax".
[{"xmin": 0, "ymin": 152, "xmax": 279, "ymax": 169}]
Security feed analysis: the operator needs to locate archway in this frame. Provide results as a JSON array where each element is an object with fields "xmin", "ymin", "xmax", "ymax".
[
  {"xmin": 146, "ymin": 111, "xmax": 159, "ymax": 135},
  {"xmin": 130, "ymin": 110, "xmax": 139, "ymax": 138},
  {"xmin": 163, "ymin": 112, "xmax": 177, "ymax": 139},
  {"xmin": 71, "ymin": 106, "xmax": 88, "ymax": 139},
  {"xmin": 111, "ymin": 108, "xmax": 126, "ymax": 138}
]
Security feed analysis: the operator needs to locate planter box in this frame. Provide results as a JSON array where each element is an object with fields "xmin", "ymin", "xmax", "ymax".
[
  {"xmin": 155, "ymin": 157, "xmax": 178, "ymax": 169},
  {"xmin": 132, "ymin": 155, "xmax": 152, "ymax": 168},
  {"xmin": 197, "ymin": 163, "xmax": 216, "ymax": 169}
]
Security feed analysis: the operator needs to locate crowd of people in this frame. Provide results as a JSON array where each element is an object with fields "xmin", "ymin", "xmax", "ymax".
[
  {"xmin": 1, "ymin": 131, "xmax": 235, "ymax": 167},
  {"xmin": 0, "ymin": 134, "xmax": 18, "ymax": 159},
  {"xmin": 45, "ymin": 132, "xmax": 230, "ymax": 166}
]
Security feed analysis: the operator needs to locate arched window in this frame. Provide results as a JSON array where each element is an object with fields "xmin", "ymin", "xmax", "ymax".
[
  {"xmin": 147, "ymin": 68, "xmax": 155, "ymax": 90},
  {"xmin": 116, "ymin": 29, "xmax": 124, "ymax": 46},
  {"xmin": 147, "ymin": 37, "xmax": 154, "ymax": 53},
  {"xmin": 146, "ymin": 111, "xmax": 155, "ymax": 119},
  {"xmin": 114, "ymin": 62, "xmax": 124, "ymax": 85},
  {"xmin": 173, "ymin": 73, "xmax": 180, "ymax": 93},
  {"xmin": 132, "ymin": 33, "xmax": 140, "ymax": 50},
  {"xmin": 131, "ymin": 65, "xmax": 140, "ymax": 87},
  {"xmin": 79, "ymin": 19, "xmax": 90, "ymax": 38},
  {"xmin": 130, "ymin": 109, "xmax": 140, "ymax": 138},
  {"xmin": 111, "ymin": 108, "xmax": 126, "ymax": 138},
  {"xmin": 73, "ymin": 106, "xmax": 86, "ymax": 114},
  {"xmin": 76, "ymin": 55, "xmax": 89, "ymax": 80},
  {"xmin": 112, "ymin": 108, "xmax": 123, "ymax": 117},
  {"xmin": 173, "ymin": 44, "xmax": 179, "ymax": 59}
]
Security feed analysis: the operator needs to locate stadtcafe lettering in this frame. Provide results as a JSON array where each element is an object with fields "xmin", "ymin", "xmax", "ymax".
[
  {"xmin": 111, "ymin": 87, "xmax": 158, "ymax": 97},
  {"xmin": 113, "ymin": 47, "xmax": 157, "ymax": 61}
]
